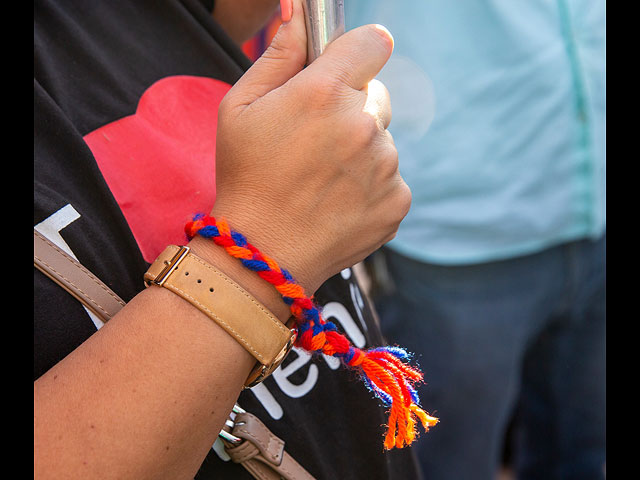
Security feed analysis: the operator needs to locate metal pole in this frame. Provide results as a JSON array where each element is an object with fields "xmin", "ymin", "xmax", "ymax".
[{"xmin": 302, "ymin": 0, "xmax": 345, "ymax": 63}]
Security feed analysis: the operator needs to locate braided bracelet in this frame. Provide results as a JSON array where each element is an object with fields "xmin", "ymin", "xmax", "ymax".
[{"xmin": 185, "ymin": 213, "xmax": 437, "ymax": 450}]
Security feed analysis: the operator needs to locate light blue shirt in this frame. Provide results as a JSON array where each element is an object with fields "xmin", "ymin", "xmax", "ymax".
[{"xmin": 345, "ymin": 0, "xmax": 606, "ymax": 265}]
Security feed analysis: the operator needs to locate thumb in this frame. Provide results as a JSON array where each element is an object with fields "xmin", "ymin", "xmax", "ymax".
[
  {"xmin": 228, "ymin": 0, "xmax": 308, "ymax": 107},
  {"xmin": 303, "ymin": 24, "xmax": 394, "ymax": 92}
]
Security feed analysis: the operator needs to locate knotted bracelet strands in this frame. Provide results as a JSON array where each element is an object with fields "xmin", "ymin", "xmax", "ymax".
[{"xmin": 185, "ymin": 213, "xmax": 438, "ymax": 449}]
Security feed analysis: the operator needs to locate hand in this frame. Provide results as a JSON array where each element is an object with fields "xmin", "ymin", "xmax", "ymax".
[{"xmin": 212, "ymin": 0, "xmax": 410, "ymax": 294}]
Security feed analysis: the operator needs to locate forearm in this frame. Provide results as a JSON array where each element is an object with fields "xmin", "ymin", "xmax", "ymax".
[
  {"xmin": 213, "ymin": 0, "xmax": 281, "ymax": 46},
  {"xmin": 34, "ymin": 237, "xmax": 292, "ymax": 480}
]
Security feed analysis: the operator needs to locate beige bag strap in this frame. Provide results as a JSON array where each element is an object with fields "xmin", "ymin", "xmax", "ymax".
[
  {"xmin": 220, "ymin": 408, "xmax": 316, "ymax": 480},
  {"xmin": 33, "ymin": 228, "xmax": 316, "ymax": 480},
  {"xmin": 34, "ymin": 229, "xmax": 126, "ymax": 322}
]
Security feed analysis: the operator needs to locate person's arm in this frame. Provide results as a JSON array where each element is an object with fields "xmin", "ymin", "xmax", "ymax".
[
  {"xmin": 34, "ymin": 2, "xmax": 404, "ymax": 478},
  {"xmin": 34, "ymin": 245, "xmax": 270, "ymax": 480},
  {"xmin": 212, "ymin": 0, "xmax": 281, "ymax": 46}
]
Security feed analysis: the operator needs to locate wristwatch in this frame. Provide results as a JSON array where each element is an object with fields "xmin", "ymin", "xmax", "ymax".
[{"xmin": 144, "ymin": 245, "xmax": 297, "ymax": 388}]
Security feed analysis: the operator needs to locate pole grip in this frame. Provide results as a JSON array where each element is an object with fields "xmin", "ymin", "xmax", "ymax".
[{"xmin": 302, "ymin": 0, "xmax": 345, "ymax": 63}]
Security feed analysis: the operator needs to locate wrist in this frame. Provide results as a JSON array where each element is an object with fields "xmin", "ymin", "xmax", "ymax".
[{"xmin": 207, "ymin": 201, "xmax": 326, "ymax": 294}]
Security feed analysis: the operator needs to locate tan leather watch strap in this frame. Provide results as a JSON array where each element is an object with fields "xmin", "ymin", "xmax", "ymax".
[
  {"xmin": 144, "ymin": 246, "xmax": 296, "ymax": 387},
  {"xmin": 34, "ymin": 229, "xmax": 126, "ymax": 323}
]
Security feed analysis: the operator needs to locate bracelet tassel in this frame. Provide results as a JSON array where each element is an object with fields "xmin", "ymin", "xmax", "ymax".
[{"xmin": 185, "ymin": 213, "xmax": 438, "ymax": 449}]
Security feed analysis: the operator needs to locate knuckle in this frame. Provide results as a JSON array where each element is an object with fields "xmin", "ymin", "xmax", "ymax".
[
  {"xmin": 302, "ymin": 75, "xmax": 347, "ymax": 112},
  {"xmin": 381, "ymin": 224, "xmax": 400, "ymax": 246},
  {"xmin": 262, "ymin": 42, "xmax": 286, "ymax": 61},
  {"xmin": 388, "ymin": 177, "xmax": 411, "ymax": 217},
  {"xmin": 397, "ymin": 180, "xmax": 412, "ymax": 217},
  {"xmin": 379, "ymin": 178, "xmax": 411, "ymax": 242},
  {"xmin": 312, "ymin": 74, "xmax": 344, "ymax": 98},
  {"xmin": 366, "ymin": 78, "xmax": 391, "ymax": 108},
  {"xmin": 352, "ymin": 113, "xmax": 380, "ymax": 146},
  {"xmin": 260, "ymin": 38, "xmax": 298, "ymax": 64},
  {"xmin": 382, "ymin": 143, "xmax": 400, "ymax": 174},
  {"xmin": 373, "ymin": 135, "xmax": 398, "ymax": 177}
]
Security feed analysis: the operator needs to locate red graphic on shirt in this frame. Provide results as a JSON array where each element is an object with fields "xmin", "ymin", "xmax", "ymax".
[{"xmin": 84, "ymin": 76, "xmax": 232, "ymax": 263}]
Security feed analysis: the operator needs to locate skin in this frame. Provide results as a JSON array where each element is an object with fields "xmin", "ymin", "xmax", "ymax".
[{"xmin": 34, "ymin": 1, "xmax": 407, "ymax": 478}]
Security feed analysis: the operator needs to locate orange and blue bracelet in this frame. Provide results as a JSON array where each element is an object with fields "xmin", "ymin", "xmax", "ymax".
[{"xmin": 185, "ymin": 213, "xmax": 437, "ymax": 449}]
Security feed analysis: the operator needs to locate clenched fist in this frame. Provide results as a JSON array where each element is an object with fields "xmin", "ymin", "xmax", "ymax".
[{"xmin": 211, "ymin": 0, "xmax": 411, "ymax": 294}]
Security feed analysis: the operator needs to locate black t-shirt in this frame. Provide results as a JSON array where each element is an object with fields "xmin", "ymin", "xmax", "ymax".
[{"xmin": 34, "ymin": 1, "xmax": 422, "ymax": 478}]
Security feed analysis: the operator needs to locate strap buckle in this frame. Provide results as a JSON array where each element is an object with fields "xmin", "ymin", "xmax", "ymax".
[
  {"xmin": 145, "ymin": 246, "xmax": 190, "ymax": 287},
  {"xmin": 218, "ymin": 403, "xmax": 246, "ymax": 445}
]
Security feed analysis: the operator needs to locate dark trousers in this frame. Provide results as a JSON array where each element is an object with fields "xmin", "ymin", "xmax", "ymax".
[{"xmin": 372, "ymin": 235, "xmax": 606, "ymax": 480}]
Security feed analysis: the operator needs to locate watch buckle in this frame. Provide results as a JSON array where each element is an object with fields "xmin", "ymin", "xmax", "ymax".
[{"xmin": 145, "ymin": 246, "xmax": 190, "ymax": 287}]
